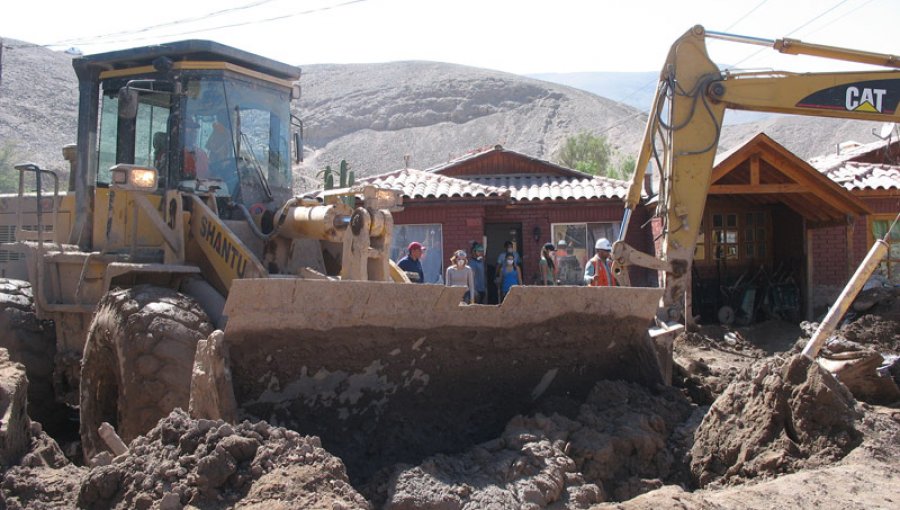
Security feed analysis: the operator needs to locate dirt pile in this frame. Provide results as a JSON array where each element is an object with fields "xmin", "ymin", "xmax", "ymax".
[
  {"xmin": 673, "ymin": 329, "xmax": 769, "ymax": 405},
  {"xmin": 381, "ymin": 381, "xmax": 694, "ymax": 508},
  {"xmin": 1, "ymin": 424, "xmax": 86, "ymax": 509},
  {"xmin": 77, "ymin": 409, "xmax": 369, "ymax": 509},
  {"xmin": 690, "ymin": 354, "xmax": 862, "ymax": 487}
]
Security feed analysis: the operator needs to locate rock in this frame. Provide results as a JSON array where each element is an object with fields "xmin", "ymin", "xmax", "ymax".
[
  {"xmin": 0, "ymin": 349, "xmax": 30, "ymax": 468},
  {"xmin": 189, "ymin": 331, "xmax": 238, "ymax": 422},
  {"xmin": 819, "ymin": 350, "xmax": 900, "ymax": 404}
]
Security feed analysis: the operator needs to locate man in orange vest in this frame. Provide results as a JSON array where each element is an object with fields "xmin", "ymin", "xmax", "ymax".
[{"xmin": 584, "ymin": 238, "xmax": 616, "ymax": 287}]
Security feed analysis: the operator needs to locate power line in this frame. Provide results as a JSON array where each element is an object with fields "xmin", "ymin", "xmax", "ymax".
[
  {"xmin": 2, "ymin": 0, "xmax": 370, "ymax": 50},
  {"xmin": 51, "ymin": 0, "xmax": 371, "ymax": 48},
  {"xmin": 724, "ymin": 0, "xmax": 855, "ymax": 70},
  {"xmin": 50, "ymin": 0, "xmax": 283, "ymax": 46},
  {"xmin": 610, "ymin": 0, "xmax": 773, "ymax": 115},
  {"xmin": 723, "ymin": 0, "xmax": 772, "ymax": 31}
]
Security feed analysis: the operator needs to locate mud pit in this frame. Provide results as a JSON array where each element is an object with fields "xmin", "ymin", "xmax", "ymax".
[
  {"xmin": 3, "ymin": 294, "xmax": 899, "ymax": 509},
  {"xmin": 379, "ymin": 380, "xmax": 694, "ymax": 508},
  {"xmin": 228, "ymin": 312, "xmax": 664, "ymax": 483}
]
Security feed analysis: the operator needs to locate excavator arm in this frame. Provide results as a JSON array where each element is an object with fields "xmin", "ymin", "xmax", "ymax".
[{"xmin": 615, "ymin": 25, "xmax": 900, "ymax": 323}]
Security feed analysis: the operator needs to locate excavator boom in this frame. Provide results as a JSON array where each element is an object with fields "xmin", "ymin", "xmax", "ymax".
[{"xmin": 617, "ymin": 25, "xmax": 900, "ymax": 323}]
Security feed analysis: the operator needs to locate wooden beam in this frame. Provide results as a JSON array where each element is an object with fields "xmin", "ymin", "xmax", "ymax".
[
  {"xmin": 709, "ymin": 183, "xmax": 805, "ymax": 194},
  {"xmin": 750, "ymin": 154, "xmax": 760, "ymax": 185},
  {"xmin": 846, "ymin": 217, "xmax": 855, "ymax": 280},
  {"xmin": 805, "ymin": 220, "xmax": 814, "ymax": 320},
  {"xmin": 760, "ymin": 150, "xmax": 870, "ymax": 214},
  {"xmin": 780, "ymin": 194, "xmax": 832, "ymax": 223}
]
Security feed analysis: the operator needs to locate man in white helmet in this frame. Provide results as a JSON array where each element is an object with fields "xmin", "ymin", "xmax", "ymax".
[{"xmin": 584, "ymin": 238, "xmax": 616, "ymax": 287}]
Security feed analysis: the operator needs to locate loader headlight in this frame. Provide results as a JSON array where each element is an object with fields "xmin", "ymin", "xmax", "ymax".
[{"xmin": 110, "ymin": 164, "xmax": 158, "ymax": 191}]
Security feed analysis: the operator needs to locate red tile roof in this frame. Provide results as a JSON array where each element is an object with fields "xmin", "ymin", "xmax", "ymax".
[
  {"xmin": 355, "ymin": 168, "xmax": 628, "ymax": 202},
  {"xmin": 816, "ymin": 162, "xmax": 900, "ymax": 191},
  {"xmin": 357, "ymin": 168, "xmax": 508, "ymax": 199},
  {"xmin": 809, "ymin": 138, "xmax": 900, "ymax": 191},
  {"xmin": 466, "ymin": 174, "xmax": 629, "ymax": 201}
]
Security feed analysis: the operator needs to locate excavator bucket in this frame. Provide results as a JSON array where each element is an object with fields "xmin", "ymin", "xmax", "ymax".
[{"xmin": 222, "ymin": 279, "xmax": 664, "ymax": 480}]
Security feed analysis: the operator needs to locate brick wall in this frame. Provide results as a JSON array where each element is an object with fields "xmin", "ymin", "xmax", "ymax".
[
  {"xmin": 391, "ymin": 199, "xmax": 654, "ymax": 286},
  {"xmin": 808, "ymin": 195, "xmax": 898, "ymax": 311}
]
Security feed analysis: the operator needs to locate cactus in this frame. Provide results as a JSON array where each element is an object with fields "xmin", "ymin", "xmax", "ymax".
[
  {"xmin": 318, "ymin": 165, "xmax": 335, "ymax": 190},
  {"xmin": 318, "ymin": 161, "xmax": 355, "ymax": 207},
  {"xmin": 338, "ymin": 160, "xmax": 355, "ymax": 207}
]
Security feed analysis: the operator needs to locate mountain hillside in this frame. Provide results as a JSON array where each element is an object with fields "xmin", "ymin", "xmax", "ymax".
[
  {"xmin": 0, "ymin": 40, "xmax": 890, "ymax": 191},
  {"xmin": 0, "ymin": 40, "xmax": 78, "ymax": 173},
  {"xmin": 294, "ymin": 62, "xmax": 646, "ymax": 188}
]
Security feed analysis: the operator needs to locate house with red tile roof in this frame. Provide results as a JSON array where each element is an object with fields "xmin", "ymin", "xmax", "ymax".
[
  {"xmin": 809, "ymin": 137, "xmax": 900, "ymax": 303},
  {"xmin": 682, "ymin": 133, "xmax": 897, "ymax": 323},
  {"xmin": 337, "ymin": 136, "xmax": 895, "ymax": 319},
  {"xmin": 356, "ymin": 145, "xmax": 655, "ymax": 303}
]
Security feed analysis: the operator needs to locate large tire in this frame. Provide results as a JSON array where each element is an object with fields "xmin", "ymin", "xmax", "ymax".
[
  {"xmin": 79, "ymin": 285, "xmax": 213, "ymax": 459},
  {"xmin": 0, "ymin": 278, "xmax": 62, "ymax": 433}
]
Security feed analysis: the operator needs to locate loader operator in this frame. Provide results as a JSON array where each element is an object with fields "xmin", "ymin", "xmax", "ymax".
[
  {"xmin": 183, "ymin": 119, "xmax": 210, "ymax": 179},
  {"xmin": 398, "ymin": 242, "xmax": 426, "ymax": 283},
  {"xmin": 584, "ymin": 238, "xmax": 616, "ymax": 287}
]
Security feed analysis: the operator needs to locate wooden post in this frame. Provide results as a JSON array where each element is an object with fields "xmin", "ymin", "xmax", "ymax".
[
  {"xmin": 804, "ymin": 220, "xmax": 814, "ymax": 321},
  {"xmin": 685, "ymin": 269, "xmax": 695, "ymax": 328},
  {"xmin": 846, "ymin": 215, "xmax": 855, "ymax": 280}
]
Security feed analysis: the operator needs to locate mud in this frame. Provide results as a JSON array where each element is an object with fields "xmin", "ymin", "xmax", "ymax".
[
  {"xmin": 672, "ymin": 329, "xmax": 769, "ymax": 405},
  {"xmin": 77, "ymin": 409, "xmax": 368, "ymax": 509},
  {"xmin": 1, "ymin": 420, "xmax": 87, "ymax": 509},
  {"xmin": 230, "ymin": 313, "xmax": 664, "ymax": 483},
  {"xmin": 689, "ymin": 354, "xmax": 862, "ymax": 487},
  {"xmin": 378, "ymin": 380, "xmax": 694, "ymax": 508}
]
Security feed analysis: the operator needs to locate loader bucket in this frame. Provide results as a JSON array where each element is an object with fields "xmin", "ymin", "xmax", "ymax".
[{"xmin": 223, "ymin": 279, "xmax": 664, "ymax": 481}]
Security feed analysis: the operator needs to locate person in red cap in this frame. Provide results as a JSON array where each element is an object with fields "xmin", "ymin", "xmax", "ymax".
[{"xmin": 398, "ymin": 241, "xmax": 426, "ymax": 283}]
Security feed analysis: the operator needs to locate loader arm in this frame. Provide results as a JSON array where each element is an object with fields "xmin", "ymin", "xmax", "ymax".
[{"xmin": 616, "ymin": 25, "xmax": 900, "ymax": 323}]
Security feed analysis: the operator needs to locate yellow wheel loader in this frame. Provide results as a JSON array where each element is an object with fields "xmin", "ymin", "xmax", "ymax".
[{"xmin": 0, "ymin": 41, "xmax": 665, "ymax": 478}]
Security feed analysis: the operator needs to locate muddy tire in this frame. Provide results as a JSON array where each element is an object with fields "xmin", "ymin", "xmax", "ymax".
[
  {"xmin": 0, "ymin": 278, "xmax": 61, "ymax": 431},
  {"xmin": 80, "ymin": 285, "xmax": 213, "ymax": 459}
]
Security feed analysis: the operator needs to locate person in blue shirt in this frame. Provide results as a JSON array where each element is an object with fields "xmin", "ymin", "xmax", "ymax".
[
  {"xmin": 397, "ymin": 241, "xmax": 426, "ymax": 283},
  {"xmin": 499, "ymin": 251, "xmax": 522, "ymax": 302},
  {"xmin": 495, "ymin": 240, "xmax": 521, "ymax": 287},
  {"xmin": 468, "ymin": 242, "xmax": 487, "ymax": 303}
]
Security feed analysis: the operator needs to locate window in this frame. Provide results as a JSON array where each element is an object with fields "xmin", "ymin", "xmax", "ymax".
[
  {"xmin": 871, "ymin": 217, "xmax": 900, "ymax": 284},
  {"xmin": 97, "ymin": 90, "xmax": 172, "ymax": 186},
  {"xmin": 743, "ymin": 211, "xmax": 767, "ymax": 260},
  {"xmin": 704, "ymin": 211, "xmax": 769, "ymax": 262},
  {"xmin": 551, "ymin": 222, "xmax": 619, "ymax": 285},
  {"xmin": 392, "ymin": 224, "xmax": 444, "ymax": 284},
  {"xmin": 712, "ymin": 213, "xmax": 738, "ymax": 260},
  {"xmin": 183, "ymin": 77, "xmax": 292, "ymax": 201},
  {"xmin": 695, "ymin": 225, "xmax": 705, "ymax": 260}
]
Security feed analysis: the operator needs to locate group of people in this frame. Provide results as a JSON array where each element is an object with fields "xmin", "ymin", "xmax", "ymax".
[{"xmin": 396, "ymin": 236, "xmax": 618, "ymax": 305}]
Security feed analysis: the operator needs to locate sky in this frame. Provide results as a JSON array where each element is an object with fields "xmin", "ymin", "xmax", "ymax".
[{"xmin": 1, "ymin": 0, "xmax": 898, "ymax": 75}]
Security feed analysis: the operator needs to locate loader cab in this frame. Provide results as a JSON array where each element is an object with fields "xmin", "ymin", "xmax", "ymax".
[
  {"xmin": 71, "ymin": 40, "xmax": 301, "ymax": 247},
  {"xmin": 97, "ymin": 73, "xmax": 295, "ymax": 203}
]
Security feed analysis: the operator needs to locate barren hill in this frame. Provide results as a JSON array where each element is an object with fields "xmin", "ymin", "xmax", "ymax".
[
  {"xmin": 293, "ymin": 61, "xmax": 646, "ymax": 188},
  {"xmin": 0, "ymin": 40, "xmax": 889, "ymax": 189},
  {"xmin": 0, "ymin": 40, "xmax": 78, "ymax": 174}
]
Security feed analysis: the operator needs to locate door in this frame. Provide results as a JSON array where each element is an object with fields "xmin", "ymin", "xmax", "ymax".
[{"xmin": 484, "ymin": 223, "xmax": 522, "ymax": 304}]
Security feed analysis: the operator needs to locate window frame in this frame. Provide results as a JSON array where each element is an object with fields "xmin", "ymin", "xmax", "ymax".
[
  {"xmin": 391, "ymin": 223, "xmax": 444, "ymax": 284},
  {"xmin": 550, "ymin": 221, "xmax": 620, "ymax": 285},
  {"xmin": 867, "ymin": 214, "xmax": 900, "ymax": 284},
  {"xmin": 698, "ymin": 209, "xmax": 771, "ymax": 264}
]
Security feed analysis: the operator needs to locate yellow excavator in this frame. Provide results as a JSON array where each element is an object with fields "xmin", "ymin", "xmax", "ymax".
[
  {"xmin": 614, "ymin": 25, "xmax": 900, "ymax": 328},
  {"xmin": 0, "ymin": 40, "xmax": 664, "ymax": 479}
]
